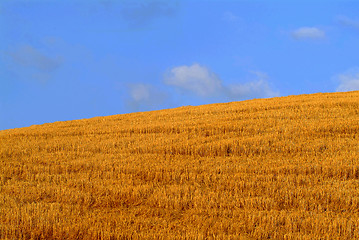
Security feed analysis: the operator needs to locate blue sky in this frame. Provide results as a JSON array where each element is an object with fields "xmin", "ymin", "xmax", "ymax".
[{"xmin": 1, "ymin": 0, "xmax": 359, "ymax": 130}]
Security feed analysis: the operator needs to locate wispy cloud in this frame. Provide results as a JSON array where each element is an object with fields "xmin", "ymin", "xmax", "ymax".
[
  {"xmin": 6, "ymin": 44, "xmax": 63, "ymax": 83},
  {"xmin": 164, "ymin": 63, "xmax": 279, "ymax": 100},
  {"xmin": 127, "ymin": 83, "xmax": 168, "ymax": 110},
  {"xmin": 337, "ymin": 15, "xmax": 359, "ymax": 30},
  {"xmin": 291, "ymin": 27, "xmax": 325, "ymax": 40},
  {"xmin": 223, "ymin": 11, "xmax": 239, "ymax": 22},
  {"xmin": 336, "ymin": 68, "xmax": 359, "ymax": 92},
  {"xmin": 8, "ymin": 44, "xmax": 62, "ymax": 72},
  {"xmin": 119, "ymin": 0, "xmax": 179, "ymax": 28}
]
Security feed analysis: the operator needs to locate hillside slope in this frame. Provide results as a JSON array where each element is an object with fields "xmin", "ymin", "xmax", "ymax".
[{"xmin": 1, "ymin": 91, "xmax": 359, "ymax": 239}]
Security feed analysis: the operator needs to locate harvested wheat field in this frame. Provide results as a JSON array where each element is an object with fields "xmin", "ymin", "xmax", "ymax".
[{"xmin": 1, "ymin": 91, "xmax": 359, "ymax": 239}]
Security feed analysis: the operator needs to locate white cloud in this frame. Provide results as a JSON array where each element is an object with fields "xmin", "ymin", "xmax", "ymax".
[
  {"xmin": 130, "ymin": 83, "xmax": 151, "ymax": 102},
  {"xmin": 127, "ymin": 83, "xmax": 167, "ymax": 110},
  {"xmin": 336, "ymin": 69, "xmax": 359, "ymax": 92},
  {"xmin": 164, "ymin": 63, "xmax": 224, "ymax": 97},
  {"xmin": 337, "ymin": 15, "xmax": 359, "ymax": 30},
  {"xmin": 164, "ymin": 63, "xmax": 279, "ymax": 100},
  {"xmin": 291, "ymin": 27, "xmax": 325, "ymax": 40},
  {"xmin": 227, "ymin": 71, "xmax": 279, "ymax": 99}
]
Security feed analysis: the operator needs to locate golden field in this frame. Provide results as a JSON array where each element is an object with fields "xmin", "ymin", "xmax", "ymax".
[{"xmin": 1, "ymin": 91, "xmax": 359, "ymax": 239}]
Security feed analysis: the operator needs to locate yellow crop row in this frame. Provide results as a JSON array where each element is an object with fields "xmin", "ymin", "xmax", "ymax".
[{"xmin": 1, "ymin": 91, "xmax": 359, "ymax": 239}]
